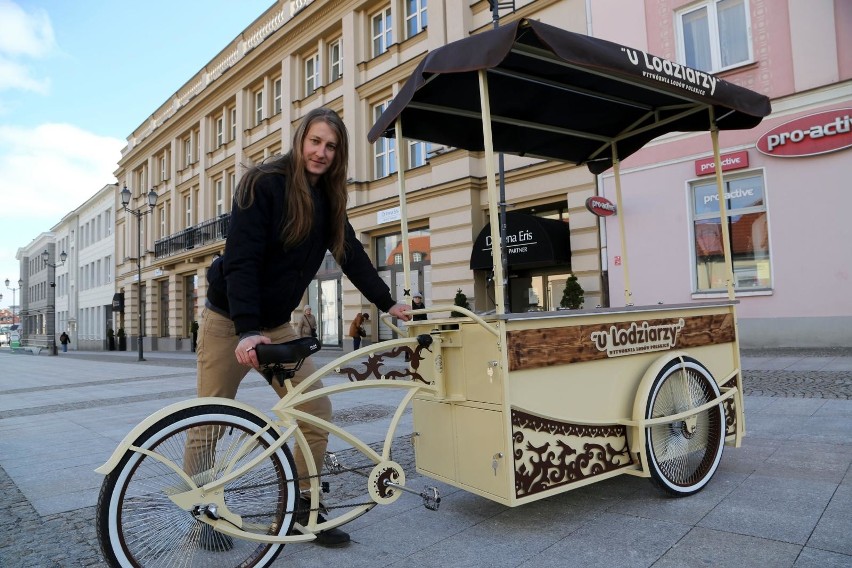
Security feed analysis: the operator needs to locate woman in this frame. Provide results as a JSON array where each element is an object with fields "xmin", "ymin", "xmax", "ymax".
[
  {"xmin": 298, "ymin": 305, "xmax": 317, "ymax": 338},
  {"xmin": 348, "ymin": 312, "xmax": 370, "ymax": 350},
  {"xmin": 191, "ymin": 108, "xmax": 410, "ymax": 548}
]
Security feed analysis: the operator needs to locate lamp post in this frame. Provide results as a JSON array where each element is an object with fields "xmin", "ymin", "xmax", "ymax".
[
  {"xmin": 121, "ymin": 185, "xmax": 159, "ymax": 362},
  {"xmin": 5, "ymin": 278, "xmax": 22, "ymax": 324},
  {"xmin": 42, "ymin": 249, "xmax": 68, "ymax": 356}
]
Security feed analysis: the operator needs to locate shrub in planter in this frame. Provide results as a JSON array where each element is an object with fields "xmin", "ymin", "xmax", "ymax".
[
  {"xmin": 107, "ymin": 328, "xmax": 116, "ymax": 351},
  {"xmin": 560, "ymin": 275, "xmax": 585, "ymax": 310},
  {"xmin": 117, "ymin": 328, "xmax": 127, "ymax": 351}
]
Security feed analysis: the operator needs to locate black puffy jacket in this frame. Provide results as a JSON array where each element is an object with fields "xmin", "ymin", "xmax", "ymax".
[{"xmin": 207, "ymin": 173, "xmax": 394, "ymax": 335}]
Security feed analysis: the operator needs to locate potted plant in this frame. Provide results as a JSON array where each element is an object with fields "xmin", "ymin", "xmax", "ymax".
[
  {"xmin": 453, "ymin": 288, "xmax": 470, "ymax": 316},
  {"xmin": 107, "ymin": 328, "xmax": 116, "ymax": 351},
  {"xmin": 117, "ymin": 327, "xmax": 127, "ymax": 351},
  {"xmin": 560, "ymin": 275, "xmax": 585, "ymax": 310},
  {"xmin": 190, "ymin": 320, "xmax": 199, "ymax": 352}
]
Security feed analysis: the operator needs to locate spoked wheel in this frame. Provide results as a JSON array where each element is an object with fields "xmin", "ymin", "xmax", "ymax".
[
  {"xmin": 97, "ymin": 404, "xmax": 297, "ymax": 567},
  {"xmin": 645, "ymin": 357, "xmax": 725, "ymax": 497}
]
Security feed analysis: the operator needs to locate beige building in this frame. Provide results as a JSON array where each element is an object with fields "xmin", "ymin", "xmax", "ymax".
[{"xmin": 114, "ymin": 0, "xmax": 602, "ymax": 352}]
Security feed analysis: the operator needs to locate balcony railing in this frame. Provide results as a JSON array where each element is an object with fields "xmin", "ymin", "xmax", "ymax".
[{"xmin": 155, "ymin": 214, "xmax": 230, "ymax": 259}]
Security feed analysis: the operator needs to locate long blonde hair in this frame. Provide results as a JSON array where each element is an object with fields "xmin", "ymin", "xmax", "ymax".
[{"xmin": 234, "ymin": 108, "xmax": 350, "ymax": 261}]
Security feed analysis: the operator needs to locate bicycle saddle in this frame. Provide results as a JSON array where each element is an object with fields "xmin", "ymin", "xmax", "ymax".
[{"xmin": 255, "ymin": 337, "xmax": 321, "ymax": 365}]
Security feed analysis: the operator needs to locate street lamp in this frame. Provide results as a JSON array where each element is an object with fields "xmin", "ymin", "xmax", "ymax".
[
  {"xmin": 121, "ymin": 185, "xmax": 159, "ymax": 362},
  {"xmin": 42, "ymin": 249, "xmax": 68, "ymax": 356},
  {"xmin": 5, "ymin": 279, "xmax": 22, "ymax": 324}
]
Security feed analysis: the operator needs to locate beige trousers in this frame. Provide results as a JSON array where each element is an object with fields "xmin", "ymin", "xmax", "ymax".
[{"xmin": 187, "ymin": 307, "xmax": 330, "ymax": 492}]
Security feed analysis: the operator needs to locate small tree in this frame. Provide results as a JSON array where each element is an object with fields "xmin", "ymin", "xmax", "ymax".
[
  {"xmin": 453, "ymin": 288, "xmax": 470, "ymax": 316},
  {"xmin": 560, "ymin": 275, "xmax": 585, "ymax": 309}
]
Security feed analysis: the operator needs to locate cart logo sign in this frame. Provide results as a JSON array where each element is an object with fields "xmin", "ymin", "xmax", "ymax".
[
  {"xmin": 590, "ymin": 319, "xmax": 685, "ymax": 358},
  {"xmin": 585, "ymin": 196, "xmax": 617, "ymax": 217},
  {"xmin": 621, "ymin": 47, "xmax": 717, "ymax": 96},
  {"xmin": 757, "ymin": 109, "xmax": 852, "ymax": 157}
]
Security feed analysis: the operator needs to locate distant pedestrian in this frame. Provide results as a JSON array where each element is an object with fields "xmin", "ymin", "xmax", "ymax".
[
  {"xmin": 348, "ymin": 313, "xmax": 370, "ymax": 350},
  {"xmin": 411, "ymin": 292, "xmax": 427, "ymax": 321},
  {"xmin": 298, "ymin": 305, "xmax": 318, "ymax": 339},
  {"xmin": 59, "ymin": 331, "xmax": 70, "ymax": 352}
]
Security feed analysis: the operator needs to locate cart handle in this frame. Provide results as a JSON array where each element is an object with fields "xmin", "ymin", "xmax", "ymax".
[{"xmin": 380, "ymin": 304, "xmax": 500, "ymax": 337}]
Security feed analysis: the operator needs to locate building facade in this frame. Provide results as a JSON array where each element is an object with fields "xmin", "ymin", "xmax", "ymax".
[
  {"xmin": 594, "ymin": 0, "xmax": 852, "ymax": 347},
  {"xmin": 103, "ymin": 0, "xmax": 850, "ymax": 351},
  {"xmin": 114, "ymin": 0, "xmax": 602, "ymax": 352}
]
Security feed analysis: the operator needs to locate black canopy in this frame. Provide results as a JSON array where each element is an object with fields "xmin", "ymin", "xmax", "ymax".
[{"xmin": 368, "ymin": 18, "xmax": 771, "ymax": 174}]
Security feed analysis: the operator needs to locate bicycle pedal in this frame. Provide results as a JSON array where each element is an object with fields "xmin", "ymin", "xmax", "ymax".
[{"xmin": 422, "ymin": 486, "xmax": 441, "ymax": 511}]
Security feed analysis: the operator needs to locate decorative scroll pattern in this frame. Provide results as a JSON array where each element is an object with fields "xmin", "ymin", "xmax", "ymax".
[
  {"xmin": 511, "ymin": 409, "xmax": 633, "ymax": 498},
  {"xmin": 721, "ymin": 376, "xmax": 739, "ymax": 437},
  {"xmin": 339, "ymin": 345, "xmax": 429, "ymax": 384}
]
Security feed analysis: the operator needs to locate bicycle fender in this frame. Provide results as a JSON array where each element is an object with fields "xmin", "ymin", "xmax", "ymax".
[
  {"xmin": 94, "ymin": 397, "xmax": 279, "ymax": 475},
  {"xmin": 626, "ymin": 351, "xmax": 690, "ymax": 453}
]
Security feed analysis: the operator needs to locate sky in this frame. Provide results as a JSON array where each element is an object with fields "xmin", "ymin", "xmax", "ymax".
[{"xmin": 0, "ymin": 0, "xmax": 274, "ymax": 309}]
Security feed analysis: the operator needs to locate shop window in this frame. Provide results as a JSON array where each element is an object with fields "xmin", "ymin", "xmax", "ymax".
[
  {"xmin": 691, "ymin": 173, "xmax": 771, "ymax": 292},
  {"xmin": 676, "ymin": 0, "xmax": 752, "ymax": 72}
]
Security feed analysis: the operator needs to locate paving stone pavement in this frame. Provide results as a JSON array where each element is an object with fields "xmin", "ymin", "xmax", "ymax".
[{"xmin": 0, "ymin": 346, "xmax": 850, "ymax": 567}]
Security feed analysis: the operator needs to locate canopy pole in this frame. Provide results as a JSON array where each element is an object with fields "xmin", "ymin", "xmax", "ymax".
[
  {"xmin": 394, "ymin": 118, "xmax": 413, "ymax": 306},
  {"xmin": 611, "ymin": 144, "xmax": 633, "ymax": 305},
  {"xmin": 709, "ymin": 111, "xmax": 736, "ymax": 302},
  {"xmin": 478, "ymin": 69, "xmax": 506, "ymax": 315}
]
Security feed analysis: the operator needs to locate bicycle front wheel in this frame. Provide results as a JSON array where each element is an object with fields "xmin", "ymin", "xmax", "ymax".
[
  {"xmin": 97, "ymin": 404, "xmax": 297, "ymax": 568},
  {"xmin": 644, "ymin": 357, "xmax": 725, "ymax": 497}
]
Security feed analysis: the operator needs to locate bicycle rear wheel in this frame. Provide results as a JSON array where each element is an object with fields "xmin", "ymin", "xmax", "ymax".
[
  {"xmin": 97, "ymin": 404, "xmax": 296, "ymax": 567},
  {"xmin": 644, "ymin": 356, "xmax": 725, "ymax": 497}
]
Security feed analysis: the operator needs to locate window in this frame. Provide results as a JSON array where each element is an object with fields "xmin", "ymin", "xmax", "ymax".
[
  {"xmin": 691, "ymin": 172, "xmax": 770, "ymax": 292},
  {"xmin": 405, "ymin": 0, "xmax": 427, "ymax": 39},
  {"xmin": 254, "ymin": 89, "xmax": 264, "ymax": 125},
  {"xmin": 160, "ymin": 154, "xmax": 168, "ymax": 181},
  {"xmin": 159, "ymin": 206, "xmax": 166, "ymax": 238},
  {"xmin": 273, "ymin": 78, "xmax": 282, "ymax": 114},
  {"xmin": 677, "ymin": 0, "xmax": 751, "ymax": 72},
  {"xmin": 329, "ymin": 39, "xmax": 342, "ymax": 82},
  {"xmin": 106, "ymin": 256, "xmax": 111, "ymax": 283},
  {"xmin": 230, "ymin": 107, "xmax": 237, "ymax": 140},
  {"xmin": 408, "ymin": 139, "xmax": 432, "ymax": 168},
  {"xmin": 305, "ymin": 53, "xmax": 320, "ymax": 96},
  {"xmin": 184, "ymin": 194, "xmax": 193, "ymax": 228},
  {"xmin": 371, "ymin": 7, "xmax": 393, "ymax": 57},
  {"xmin": 373, "ymin": 101, "xmax": 396, "ymax": 178},
  {"xmin": 106, "ymin": 208, "xmax": 111, "ymax": 235},
  {"xmin": 215, "ymin": 179, "xmax": 225, "ymax": 216},
  {"xmin": 184, "ymin": 136, "xmax": 192, "ymax": 168},
  {"xmin": 216, "ymin": 117, "xmax": 224, "ymax": 147}
]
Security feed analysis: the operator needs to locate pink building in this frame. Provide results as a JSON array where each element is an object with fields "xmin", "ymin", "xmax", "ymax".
[{"xmin": 590, "ymin": 0, "xmax": 852, "ymax": 347}]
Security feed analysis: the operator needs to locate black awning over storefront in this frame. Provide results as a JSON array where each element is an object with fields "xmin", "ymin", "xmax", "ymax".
[
  {"xmin": 470, "ymin": 212, "xmax": 571, "ymax": 270},
  {"xmin": 112, "ymin": 293, "xmax": 125, "ymax": 313}
]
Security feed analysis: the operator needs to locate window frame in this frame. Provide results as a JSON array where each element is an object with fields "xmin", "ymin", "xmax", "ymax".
[
  {"xmin": 373, "ymin": 100, "xmax": 397, "ymax": 178},
  {"xmin": 690, "ymin": 169, "xmax": 771, "ymax": 294},
  {"xmin": 273, "ymin": 77, "xmax": 282, "ymax": 115},
  {"xmin": 215, "ymin": 117, "xmax": 224, "ymax": 147},
  {"xmin": 254, "ymin": 88, "xmax": 264, "ymax": 125},
  {"xmin": 305, "ymin": 53, "xmax": 320, "ymax": 96},
  {"xmin": 675, "ymin": 0, "xmax": 753, "ymax": 73},
  {"xmin": 405, "ymin": 0, "xmax": 427, "ymax": 39},
  {"xmin": 329, "ymin": 39, "xmax": 342, "ymax": 82},
  {"xmin": 371, "ymin": 7, "xmax": 393, "ymax": 58}
]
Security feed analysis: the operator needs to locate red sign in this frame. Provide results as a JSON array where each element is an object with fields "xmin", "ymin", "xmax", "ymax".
[
  {"xmin": 757, "ymin": 108, "xmax": 852, "ymax": 157},
  {"xmin": 694, "ymin": 150, "xmax": 749, "ymax": 176},
  {"xmin": 585, "ymin": 196, "xmax": 617, "ymax": 217}
]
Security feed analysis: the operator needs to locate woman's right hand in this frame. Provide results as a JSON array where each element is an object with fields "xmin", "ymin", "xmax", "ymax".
[{"xmin": 236, "ymin": 334, "xmax": 271, "ymax": 369}]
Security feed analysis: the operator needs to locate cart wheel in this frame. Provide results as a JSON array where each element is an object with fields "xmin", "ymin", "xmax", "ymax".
[{"xmin": 644, "ymin": 356, "xmax": 724, "ymax": 497}]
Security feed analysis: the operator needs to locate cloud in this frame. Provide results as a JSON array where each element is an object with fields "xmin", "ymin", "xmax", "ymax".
[
  {"xmin": 0, "ymin": 0, "xmax": 56, "ymax": 95},
  {"xmin": 0, "ymin": 123, "xmax": 123, "ymax": 222},
  {"xmin": 0, "ymin": 1, "xmax": 57, "ymax": 58}
]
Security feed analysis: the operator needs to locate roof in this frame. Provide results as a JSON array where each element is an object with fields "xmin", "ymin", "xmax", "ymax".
[{"xmin": 368, "ymin": 19, "xmax": 771, "ymax": 174}]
